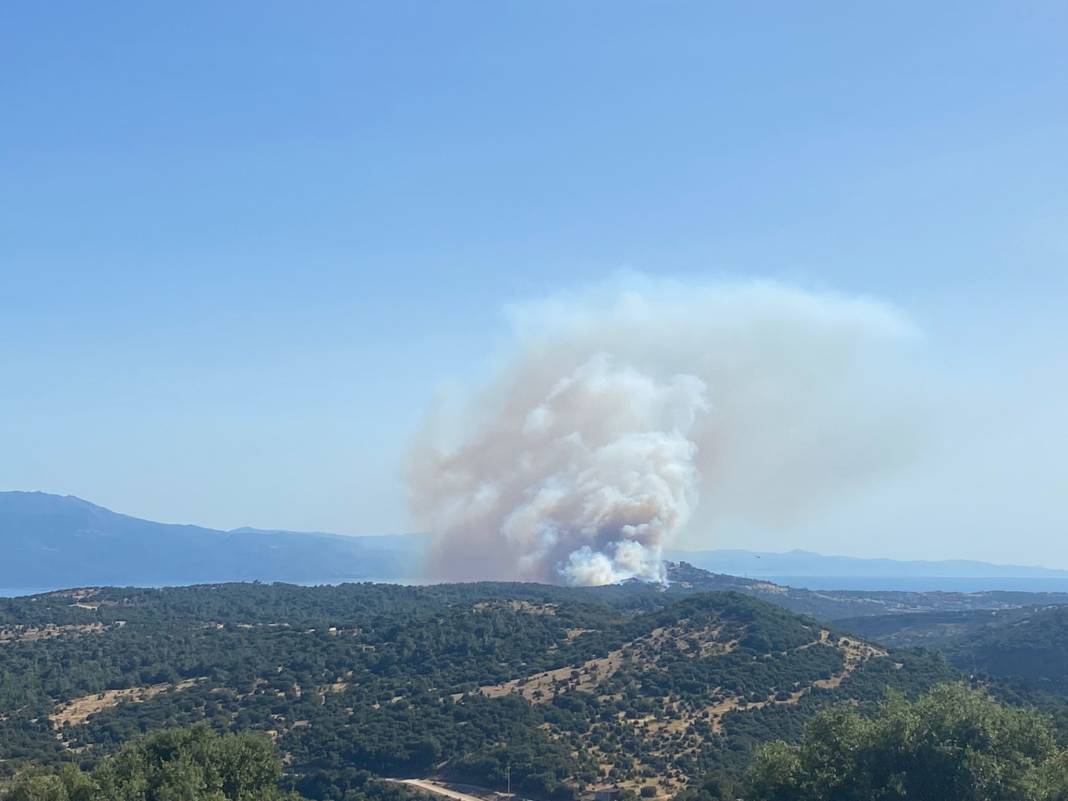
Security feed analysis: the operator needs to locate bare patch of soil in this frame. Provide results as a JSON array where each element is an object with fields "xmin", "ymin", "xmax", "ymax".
[
  {"xmin": 480, "ymin": 619, "xmax": 734, "ymax": 703},
  {"xmin": 50, "ymin": 678, "xmax": 203, "ymax": 729},
  {"xmin": 0, "ymin": 622, "xmax": 106, "ymax": 644},
  {"xmin": 472, "ymin": 601, "xmax": 558, "ymax": 615}
]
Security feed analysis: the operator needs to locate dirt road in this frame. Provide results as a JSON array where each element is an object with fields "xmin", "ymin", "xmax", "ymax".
[{"xmin": 394, "ymin": 779, "xmax": 492, "ymax": 801}]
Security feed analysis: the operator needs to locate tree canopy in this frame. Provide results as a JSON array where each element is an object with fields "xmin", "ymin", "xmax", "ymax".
[
  {"xmin": 2, "ymin": 726, "xmax": 297, "ymax": 801},
  {"xmin": 745, "ymin": 683, "xmax": 1068, "ymax": 801}
]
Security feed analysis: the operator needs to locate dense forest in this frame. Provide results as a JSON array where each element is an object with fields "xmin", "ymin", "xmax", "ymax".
[
  {"xmin": 4, "ymin": 578, "xmax": 1068, "ymax": 801},
  {"xmin": 0, "ymin": 581, "xmax": 963, "ymax": 801}
]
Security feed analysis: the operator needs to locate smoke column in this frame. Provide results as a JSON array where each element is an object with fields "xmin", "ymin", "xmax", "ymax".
[{"xmin": 409, "ymin": 278, "xmax": 921, "ymax": 585}]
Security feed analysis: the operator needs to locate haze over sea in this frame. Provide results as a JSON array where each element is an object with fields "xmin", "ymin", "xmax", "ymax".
[{"xmin": 756, "ymin": 577, "xmax": 1068, "ymax": 593}]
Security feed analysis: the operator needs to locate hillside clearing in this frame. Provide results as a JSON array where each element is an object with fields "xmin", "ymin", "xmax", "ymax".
[{"xmin": 50, "ymin": 678, "xmax": 204, "ymax": 730}]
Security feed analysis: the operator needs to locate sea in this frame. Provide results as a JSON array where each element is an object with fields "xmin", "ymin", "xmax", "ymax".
[
  {"xmin": 759, "ymin": 575, "xmax": 1068, "ymax": 593},
  {"xmin": 0, "ymin": 587, "xmax": 60, "ymax": 598}
]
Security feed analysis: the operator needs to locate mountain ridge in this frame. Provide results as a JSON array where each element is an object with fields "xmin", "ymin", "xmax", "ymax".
[
  {"xmin": 0, "ymin": 490, "xmax": 425, "ymax": 589},
  {"xmin": 5, "ymin": 490, "xmax": 1068, "ymax": 595}
]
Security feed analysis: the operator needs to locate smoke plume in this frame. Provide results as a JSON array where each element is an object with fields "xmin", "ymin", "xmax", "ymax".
[{"xmin": 409, "ymin": 278, "xmax": 921, "ymax": 585}]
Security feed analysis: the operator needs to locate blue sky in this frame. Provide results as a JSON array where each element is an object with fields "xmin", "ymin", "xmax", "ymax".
[{"xmin": 2, "ymin": 2, "xmax": 1066, "ymax": 564}]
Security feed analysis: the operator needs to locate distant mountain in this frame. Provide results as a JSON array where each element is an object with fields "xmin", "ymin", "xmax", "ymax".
[
  {"xmin": 0, "ymin": 491, "xmax": 426, "ymax": 590},
  {"xmin": 666, "ymin": 547, "xmax": 1068, "ymax": 591},
  {"xmin": 6, "ymin": 490, "xmax": 1068, "ymax": 598}
]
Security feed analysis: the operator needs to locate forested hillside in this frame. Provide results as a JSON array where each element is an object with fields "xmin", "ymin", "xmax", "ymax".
[
  {"xmin": 816, "ymin": 602, "xmax": 1068, "ymax": 742},
  {"xmin": 943, "ymin": 605, "xmax": 1068, "ymax": 686},
  {"xmin": 0, "ymin": 582, "xmax": 955, "ymax": 801}
]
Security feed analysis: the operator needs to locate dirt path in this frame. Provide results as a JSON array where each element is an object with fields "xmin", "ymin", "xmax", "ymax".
[{"xmin": 394, "ymin": 779, "xmax": 492, "ymax": 801}]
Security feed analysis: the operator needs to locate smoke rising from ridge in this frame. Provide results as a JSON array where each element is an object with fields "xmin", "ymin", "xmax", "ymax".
[{"xmin": 409, "ymin": 278, "xmax": 922, "ymax": 585}]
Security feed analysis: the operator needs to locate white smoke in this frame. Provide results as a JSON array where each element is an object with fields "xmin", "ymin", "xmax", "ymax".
[{"xmin": 409, "ymin": 277, "xmax": 922, "ymax": 585}]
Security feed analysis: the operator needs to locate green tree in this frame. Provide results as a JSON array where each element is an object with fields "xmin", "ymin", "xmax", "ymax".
[
  {"xmin": 3, "ymin": 727, "xmax": 295, "ymax": 801},
  {"xmin": 745, "ymin": 683, "xmax": 1068, "ymax": 801},
  {"xmin": 5, "ymin": 775, "xmax": 71, "ymax": 801},
  {"xmin": 93, "ymin": 726, "xmax": 288, "ymax": 801},
  {"xmin": 5, "ymin": 766, "xmax": 95, "ymax": 801}
]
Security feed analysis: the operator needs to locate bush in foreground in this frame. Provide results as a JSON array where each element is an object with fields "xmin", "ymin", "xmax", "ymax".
[
  {"xmin": 745, "ymin": 683, "xmax": 1068, "ymax": 801},
  {"xmin": 2, "ymin": 726, "xmax": 299, "ymax": 801}
]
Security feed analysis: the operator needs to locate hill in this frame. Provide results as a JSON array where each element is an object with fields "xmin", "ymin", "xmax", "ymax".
[
  {"xmin": 0, "ymin": 582, "xmax": 954, "ymax": 801},
  {"xmin": 830, "ymin": 607, "xmax": 1033, "ymax": 648},
  {"xmin": 827, "ymin": 602, "xmax": 1068, "ymax": 737},
  {"xmin": 0, "ymin": 492, "xmax": 425, "ymax": 589},
  {"xmin": 828, "ymin": 603, "xmax": 1068, "ymax": 686},
  {"xmin": 941, "ymin": 605, "xmax": 1068, "ymax": 688}
]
